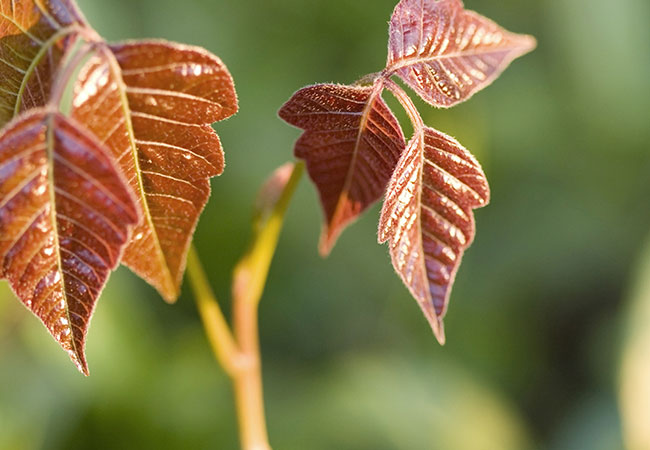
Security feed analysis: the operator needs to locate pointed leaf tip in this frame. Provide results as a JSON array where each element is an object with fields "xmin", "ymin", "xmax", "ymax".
[
  {"xmin": 279, "ymin": 82, "xmax": 406, "ymax": 255},
  {"xmin": 0, "ymin": 109, "xmax": 139, "ymax": 374},
  {"xmin": 433, "ymin": 317, "xmax": 446, "ymax": 346},
  {"xmin": 387, "ymin": 0, "xmax": 536, "ymax": 107},
  {"xmin": 72, "ymin": 41, "xmax": 237, "ymax": 302},
  {"xmin": 379, "ymin": 126, "xmax": 489, "ymax": 340}
]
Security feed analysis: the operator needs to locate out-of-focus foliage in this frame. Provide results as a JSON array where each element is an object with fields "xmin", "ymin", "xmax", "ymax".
[{"xmin": 1, "ymin": 0, "xmax": 649, "ymax": 448}]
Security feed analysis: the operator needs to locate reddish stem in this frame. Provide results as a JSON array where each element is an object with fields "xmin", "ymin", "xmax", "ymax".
[{"xmin": 382, "ymin": 78, "xmax": 424, "ymax": 131}]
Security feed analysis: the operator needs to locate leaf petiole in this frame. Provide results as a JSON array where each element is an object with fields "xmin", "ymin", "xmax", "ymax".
[
  {"xmin": 383, "ymin": 78, "xmax": 424, "ymax": 131},
  {"xmin": 186, "ymin": 245, "xmax": 242, "ymax": 377}
]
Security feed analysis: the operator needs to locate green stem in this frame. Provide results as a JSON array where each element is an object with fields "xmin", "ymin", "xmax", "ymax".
[
  {"xmin": 187, "ymin": 161, "xmax": 305, "ymax": 450},
  {"xmin": 186, "ymin": 246, "xmax": 241, "ymax": 377}
]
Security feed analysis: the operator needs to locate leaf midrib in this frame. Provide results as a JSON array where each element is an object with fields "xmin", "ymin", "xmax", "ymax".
[
  {"xmin": 386, "ymin": 43, "xmax": 530, "ymax": 74},
  {"xmin": 103, "ymin": 46, "xmax": 176, "ymax": 298},
  {"xmin": 44, "ymin": 112, "xmax": 82, "ymax": 371},
  {"xmin": 328, "ymin": 80, "xmax": 385, "ymax": 237}
]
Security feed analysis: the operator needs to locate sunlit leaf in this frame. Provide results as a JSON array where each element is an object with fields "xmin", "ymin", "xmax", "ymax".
[
  {"xmin": 279, "ymin": 83, "xmax": 405, "ymax": 255},
  {"xmin": 378, "ymin": 126, "xmax": 489, "ymax": 342},
  {"xmin": 0, "ymin": 0, "xmax": 91, "ymax": 126},
  {"xmin": 72, "ymin": 41, "xmax": 237, "ymax": 301},
  {"xmin": 0, "ymin": 108, "xmax": 139, "ymax": 374},
  {"xmin": 386, "ymin": 0, "xmax": 536, "ymax": 107}
]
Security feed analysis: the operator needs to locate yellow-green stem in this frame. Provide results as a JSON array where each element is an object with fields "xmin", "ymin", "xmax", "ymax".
[
  {"xmin": 186, "ymin": 246, "xmax": 241, "ymax": 377},
  {"xmin": 232, "ymin": 161, "xmax": 305, "ymax": 309},
  {"xmin": 187, "ymin": 161, "xmax": 305, "ymax": 450}
]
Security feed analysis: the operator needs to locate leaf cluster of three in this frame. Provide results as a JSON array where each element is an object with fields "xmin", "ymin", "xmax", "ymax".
[
  {"xmin": 0, "ymin": 0, "xmax": 535, "ymax": 374},
  {"xmin": 280, "ymin": 0, "xmax": 535, "ymax": 343},
  {"xmin": 0, "ymin": 0, "xmax": 237, "ymax": 374}
]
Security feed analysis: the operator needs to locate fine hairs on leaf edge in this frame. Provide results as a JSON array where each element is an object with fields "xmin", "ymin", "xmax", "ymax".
[
  {"xmin": 0, "ymin": 0, "xmax": 238, "ymax": 373},
  {"xmin": 279, "ymin": 0, "xmax": 535, "ymax": 342}
]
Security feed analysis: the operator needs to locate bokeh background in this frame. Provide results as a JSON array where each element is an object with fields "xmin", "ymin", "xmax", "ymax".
[{"xmin": 1, "ymin": 0, "xmax": 650, "ymax": 448}]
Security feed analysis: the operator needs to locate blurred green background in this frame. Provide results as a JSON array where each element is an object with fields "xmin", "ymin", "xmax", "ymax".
[{"xmin": 1, "ymin": 0, "xmax": 650, "ymax": 448}]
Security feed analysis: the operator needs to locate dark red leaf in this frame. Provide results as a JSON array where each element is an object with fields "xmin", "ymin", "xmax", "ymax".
[
  {"xmin": 0, "ymin": 108, "xmax": 139, "ymax": 374},
  {"xmin": 279, "ymin": 82, "xmax": 405, "ymax": 255},
  {"xmin": 386, "ymin": 0, "xmax": 536, "ymax": 107},
  {"xmin": 72, "ymin": 41, "xmax": 237, "ymax": 301},
  {"xmin": 378, "ymin": 125, "xmax": 489, "ymax": 343}
]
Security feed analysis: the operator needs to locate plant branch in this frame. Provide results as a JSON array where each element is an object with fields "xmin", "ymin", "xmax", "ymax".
[
  {"xmin": 232, "ymin": 161, "xmax": 305, "ymax": 310},
  {"xmin": 231, "ymin": 160, "xmax": 304, "ymax": 450},
  {"xmin": 186, "ymin": 245, "xmax": 241, "ymax": 377},
  {"xmin": 187, "ymin": 161, "xmax": 305, "ymax": 450}
]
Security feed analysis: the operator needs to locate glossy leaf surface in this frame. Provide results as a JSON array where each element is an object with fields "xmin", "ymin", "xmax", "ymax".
[
  {"xmin": 72, "ymin": 41, "xmax": 237, "ymax": 301},
  {"xmin": 0, "ymin": 0, "xmax": 89, "ymax": 126},
  {"xmin": 0, "ymin": 109, "xmax": 138, "ymax": 374},
  {"xmin": 279, "ymin": 83, "xmax": 405, "ymax": 255},
  {"xmin": 379, "ymin": 126, "xmax": 489, "ymax": 342},
  {"xmin": 387, "ymin": 0, "xmax": 536, "ymax": 107}
]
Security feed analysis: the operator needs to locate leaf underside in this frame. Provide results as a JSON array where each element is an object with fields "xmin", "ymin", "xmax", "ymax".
[
  {"xmin": 387, "ymin": 0, "xmax": 536, "ymax": 107},
  {"xmin": 0, "ymin": 109, "xmax": 138, "ymax": 374},
  {"xmin": 378, "ymin": 126, "xmax": 489, "ymax": 343},
  {"xmin": 72, "ymin": 41, "xmax": 237, "ymax": 302},
  {"xmin": 279, "ymin": 83, "xmax": 405, "ymax": 255},
  {"xmin": 0, "ymin": 0, "xmax": 88, "ymax": 127}
]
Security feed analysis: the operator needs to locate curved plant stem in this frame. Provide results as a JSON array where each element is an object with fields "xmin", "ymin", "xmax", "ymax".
[
  {"xmin": 186, "ymin": 161, "xmax": 305, "ymax": 450},
  {"xmin": 186, "ymin": 246, "xmax": 241, "ymax": 377},
  {"xmin": 383, "ymin": 78, "xmax": 424, "ymax": 131}
]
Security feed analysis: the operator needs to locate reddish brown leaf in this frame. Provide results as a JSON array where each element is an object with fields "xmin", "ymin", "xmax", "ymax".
[
  {"xmin": 0, "ymin": 108, "xmax": 139, "ymax": 374},
  {"xmin": 386, "ymin": 0, "xmax": 536, "ymax": 107},
  {"xmin": 72, "ymin": 41, "xmax": 237, "ymax": 301},
  {"xmin": 279, "ymin": 83, "xmax": 405, "ymax": 255},
  {"xmin": 378, "ymin": 126, "xmax": 489, "ymax": 343},
  {"xmin": 0, "ymin": 0, "xmax": 90, "ymax": 126}
]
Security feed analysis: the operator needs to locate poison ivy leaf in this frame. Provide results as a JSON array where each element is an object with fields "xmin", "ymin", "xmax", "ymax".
[
  {"xmin": 378, "ymin": 126, "xmax": 489, "ymax": 343},
  {"xmin": 0, "ymin": 0, "xmax": 91, "ymax": 126},
  {"xmin": 279, "ymin": 83, "xmax": 405, "ymax": 255},
  {"xmin": 386, "ymin": 0, "xmax": 536, "ymax": 107},
  {"xmin": 0, "ymin": 108, "xmax": 139, "ymax": 374},
  {"xmin": 72, "ymin": 41, "xmax": 237, "ymax": 302}
]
